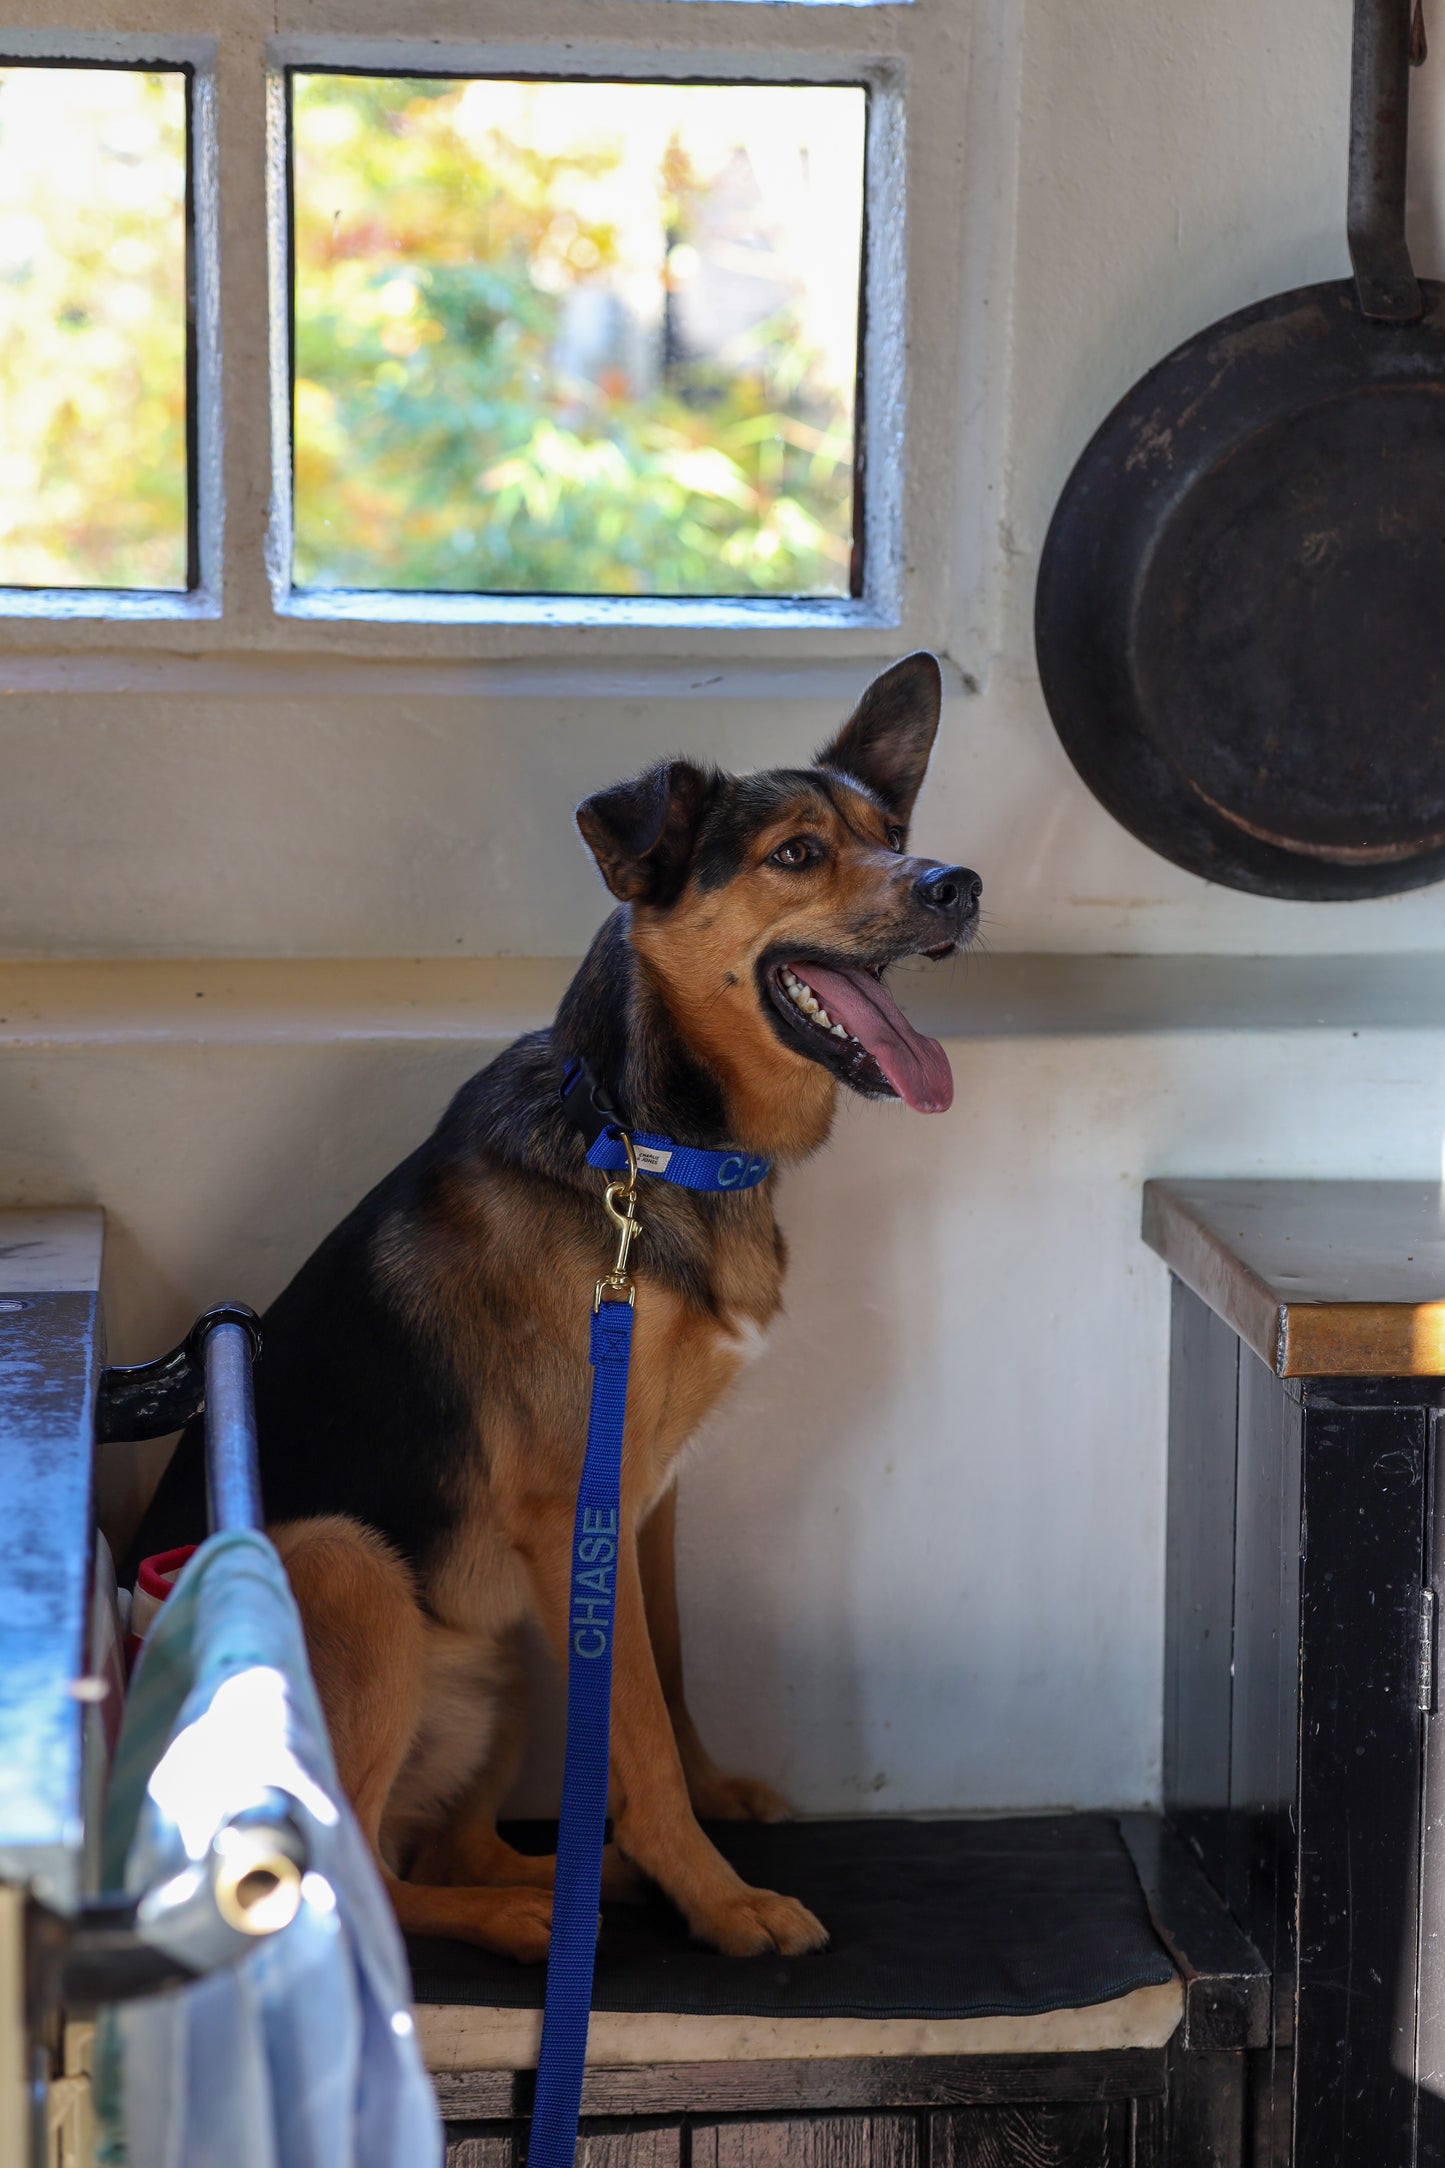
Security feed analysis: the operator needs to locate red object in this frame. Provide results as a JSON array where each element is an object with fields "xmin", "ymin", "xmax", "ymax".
[{"xmin": 126, "ymin": 1543, "xmax": 197, "ymax": 1669}]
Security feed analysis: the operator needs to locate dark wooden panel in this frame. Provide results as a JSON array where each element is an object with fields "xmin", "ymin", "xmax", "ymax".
[
  {"xmin": 1117, "ymin": 1814, "xmax": 1268, "ymax": 2051},
  {"xmin": 1156, "ymin": 2046, "xmax": 1245, "ymax": 2168},
  {"xmin": 1227, "ymin": 1352, "xmax": 1301, "ymax": 2168},
  {"xmin": 578, "ymin": 2127, "xmax": 682, "ymax": 2168},
  {"xmin": 1245, "ymin": 2047, "xmax": 1290, "ymax": 2168},
  {"xmin": 1128, "ymin": 2093, "xmax": 1167, "ymax": 2168},
  {"xmin": 444, "ymin": 2128, "xmax": 513, "ymax": 2168},
  {"xmin": 1226, "ymin": 1350, "xmax": 1301, "ymax": 1974},
  {"xmin": 1293, "ymin": 1398, "xmax": 1426, "ymax": 2168},
  {"xmin": 1418, "ymin": 1410, "xmax": 1445, "ymax": 2166},
  {"xmin": 1164, "ymin": 1283, "xmax": 1240, "ymax": 1897},
  {"xmin": 431, "ymin": 2056, "xmax": 1167, "ymax": 2122},
  {"xmin": 930, "ymin": 2103, "xmax": 1126, "ymax": 2166},
  {"xmin": 445, "ymin": 2123, "xmax": 683, "ymax": 2168},
  {"xmin": 691, "ymin": 2115, "xmax": 918, "ymax": 2168}
]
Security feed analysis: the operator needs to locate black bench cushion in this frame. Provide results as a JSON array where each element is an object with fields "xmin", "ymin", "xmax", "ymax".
[{"xmin": 406, "ymin": 1814, "xmax": 1176, "ymax": 2022}]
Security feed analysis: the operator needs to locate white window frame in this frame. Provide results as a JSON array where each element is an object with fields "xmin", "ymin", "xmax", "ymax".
[{"xmin": 0, "ymin": 3, "xmax": 1019, "ymax": 697}]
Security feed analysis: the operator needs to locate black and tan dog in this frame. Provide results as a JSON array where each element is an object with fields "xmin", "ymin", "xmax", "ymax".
[{"xmin": 133, "ymin": 651, "xmax": 979, "ymax": 1963}]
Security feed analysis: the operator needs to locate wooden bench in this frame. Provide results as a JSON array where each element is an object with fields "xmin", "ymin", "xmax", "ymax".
[{"xmin": 411, "ymin": 1811, "xmax": 1266, "ymax": 2167}]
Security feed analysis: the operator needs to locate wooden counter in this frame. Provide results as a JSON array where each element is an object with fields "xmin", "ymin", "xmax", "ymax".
[
  {"xmin": 1148, "ymin": 1179, "xmax": 1445, "ymax": 2164},
  {"xmin": 1143, "ymin": 1177, "xmax": 1445, "ymax": 1376}
]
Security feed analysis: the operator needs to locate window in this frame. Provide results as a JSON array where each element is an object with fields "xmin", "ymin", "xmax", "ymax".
[
  {"xmin": 290, "ymin": 75, "xmax": 866, "ymax": 601},
  {"xmin": 0, "ymin": 6, "xmax": 980, "ymax": 662},
  {"xmin": 0, "ymin": 63, "xmax": 191, "ymax": 590}
]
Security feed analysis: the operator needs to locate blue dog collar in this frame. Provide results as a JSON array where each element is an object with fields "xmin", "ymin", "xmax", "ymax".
[
  {"xmin": 560, "ymin": 1057, "xmax": 772, "ymax": 1193},
  {"xmin": 584, "ymin": 1130, "xmax": 771, "ymax": 1192}
]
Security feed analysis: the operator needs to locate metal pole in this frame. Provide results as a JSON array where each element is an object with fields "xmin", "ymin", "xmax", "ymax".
[{"xmin": 202, "ymin": 1319, "xmax": 263, "ymax": 1535}]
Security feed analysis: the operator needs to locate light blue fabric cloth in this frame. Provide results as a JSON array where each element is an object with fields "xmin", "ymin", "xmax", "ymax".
[{"xmin": 96, "ymin": 1529, "xmax": 442, "ymax": 2168}]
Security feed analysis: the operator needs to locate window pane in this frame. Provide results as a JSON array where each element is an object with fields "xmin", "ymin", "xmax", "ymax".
[
  {"xmin": 291, "ymin": 77, "xmax": 865, "ymax": 599},
  {"xmin": 0, "ymin": 66, "xmax": 189, "ymax": 591}
]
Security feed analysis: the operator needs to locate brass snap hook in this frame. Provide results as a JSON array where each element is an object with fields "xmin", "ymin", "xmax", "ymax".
[{"xmin": 595, "ymin": 1134, "xmax": 643, "ymax": 1310}]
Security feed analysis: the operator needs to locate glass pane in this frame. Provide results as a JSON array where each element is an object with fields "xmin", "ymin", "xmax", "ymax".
[
  {"xmin": 292, "ymin": 76, "xmax": 865, "ymax": 599},
  {"xmin": 0, "ymin": 66, "xmax": 189, "ymax": 591}
]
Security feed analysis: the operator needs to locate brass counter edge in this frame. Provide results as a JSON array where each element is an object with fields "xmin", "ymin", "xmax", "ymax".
[
  {"xmin": 1141, "ymin": 1182, "xmax": 1286, "ymax": 1374},
  {"xmin": 1143, "ymin": 1183, "xmax": 1445, "ymax": 1380}
]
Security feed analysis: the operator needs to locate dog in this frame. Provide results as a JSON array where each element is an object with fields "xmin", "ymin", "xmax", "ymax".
[{"xmin": 131, "ymin": 650, "xmax": 979, "ymax": 1962}]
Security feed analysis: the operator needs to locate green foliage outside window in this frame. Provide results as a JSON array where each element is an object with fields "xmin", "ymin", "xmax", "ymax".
[
  {"xmin": 291, "ymin": 76, "xmax": 864, "ymax": 599},
  {"xmin": 0, "ymin": 68, "xmax": 187, "ymax": 591}
]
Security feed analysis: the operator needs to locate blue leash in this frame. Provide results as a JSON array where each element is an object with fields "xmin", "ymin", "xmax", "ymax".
[
  {"xmin": 528, "ymin": 1078, "xmax": 771, "ymax": 2167},
  {"xmin": 526, "ymin": 1294, "xmax": 633, "ymax": 2168}
]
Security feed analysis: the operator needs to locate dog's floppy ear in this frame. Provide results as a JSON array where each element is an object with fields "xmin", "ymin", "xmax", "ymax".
[
  {"xmin": 576, "ymin": 759, "xmax": 716, "ymax": 905},
  {"xmin": 816, "ymin": 651, "xmax": 943, "ymax": 823}
]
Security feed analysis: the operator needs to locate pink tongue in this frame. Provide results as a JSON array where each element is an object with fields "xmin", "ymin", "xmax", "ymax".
[{"xmin": 793, "ymin": 964, "xmax": 954, "ymax": 1113}]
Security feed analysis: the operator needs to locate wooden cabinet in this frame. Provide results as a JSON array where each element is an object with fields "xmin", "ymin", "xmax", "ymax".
[
  {"xmin": 1147, "ymin": 1179, "xmax": 1445, "ymax": 2168},
  {"xmin": 425, "ymin": 1810, "xmax": 1266, "ymax": 2167},
  {"xmin": 441, "ymin": 2082, "xmax": 1152, "ymax": 2168}
]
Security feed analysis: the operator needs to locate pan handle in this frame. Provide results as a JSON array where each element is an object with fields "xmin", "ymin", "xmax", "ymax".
[{"xmin": 1348, "ymin": 0, "xmax": 1425, "ymax": 322}]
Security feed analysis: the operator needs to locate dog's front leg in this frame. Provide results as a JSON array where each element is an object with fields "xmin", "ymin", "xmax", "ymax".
[
  {"xmin": 639, "ymin": 1484, "xmax": 791, "ymax": 1823},
  {"xmin": 519, "ymin": 1497, "xmax": 827, "ymax": 1957}
]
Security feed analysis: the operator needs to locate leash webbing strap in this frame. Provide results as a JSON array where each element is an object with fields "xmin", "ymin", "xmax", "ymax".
[
  {"xmin": 527, "ymin": 1297, "xmax": 633, "ymax": 2168},
  {"xmin": 532, "ymin": 1067, "xmax": 772, "ymax": 2166}
]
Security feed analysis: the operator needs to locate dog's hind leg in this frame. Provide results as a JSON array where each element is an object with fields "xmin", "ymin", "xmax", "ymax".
[
  {"xmin": 408, "ymin": 1633, "xmax": 551, "ymax": 1888},
  {"xmin": 517, "ymin": 1496, "xmax": 827, "ymax": 1958},
  {"xmin": 411, "ymin": 1627, "xmax": 639, "ymax": 1899},
  {"xmin": 274, "ymin": 1515, "xmax": 554, "ymax": 1960}
]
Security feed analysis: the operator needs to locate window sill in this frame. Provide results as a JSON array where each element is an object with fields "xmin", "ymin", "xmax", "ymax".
[
  {"xmin": 275, "ymin": 589, "xmax": 895, "ymax": 634},
  {"xmin": 0, "ymin": 589, "xmax": 220, "ymax": 624}
]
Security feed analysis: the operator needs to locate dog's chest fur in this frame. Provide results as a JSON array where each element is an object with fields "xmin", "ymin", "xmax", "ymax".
[
  {"xmin": 388, "ymin": 1153, "xmax": 785, "ymax": 1638},
  {"xmin": 362, "ymin": 1158, "xmax": 783, "ymax": 1834}
]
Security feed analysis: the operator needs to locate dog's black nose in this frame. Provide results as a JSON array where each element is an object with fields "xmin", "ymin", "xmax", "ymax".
[{"xmin": 915, "ymin": 864, "xmax": 982, "ymax": 920}]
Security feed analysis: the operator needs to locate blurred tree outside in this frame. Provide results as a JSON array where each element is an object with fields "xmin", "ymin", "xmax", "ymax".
[
  {"xmin": 0, "ymin": 67, "xmax": 188, "ymax": 590},
  {"xmin": 292, "ymin": 76, "xmax": 864, "ymax": 598}
]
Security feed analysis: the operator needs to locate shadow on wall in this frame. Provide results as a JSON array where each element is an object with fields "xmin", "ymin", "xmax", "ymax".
[{"xmin": 0, "ymin": 1037, "xmax": 501, "ymax": 1552}]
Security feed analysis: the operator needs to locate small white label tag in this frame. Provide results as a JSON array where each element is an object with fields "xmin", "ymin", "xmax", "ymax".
[{"xmin": 634, "ymin": 1145, "xmax": 673, "ymax": 1173}]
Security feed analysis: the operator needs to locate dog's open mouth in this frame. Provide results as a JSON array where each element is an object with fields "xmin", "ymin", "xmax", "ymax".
[{"xmin": 761, "ymin": 955, "xmax": 955, "ymax": 1113}]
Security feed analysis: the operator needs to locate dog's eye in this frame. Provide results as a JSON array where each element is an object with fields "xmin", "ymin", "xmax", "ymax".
[
  {"xmin": 886, "ymin": 825, "xmax": 904, "ymax": 852},
  {"xmin": 769, "ymin": 838, "xmax": 816, "ymax": 869}
]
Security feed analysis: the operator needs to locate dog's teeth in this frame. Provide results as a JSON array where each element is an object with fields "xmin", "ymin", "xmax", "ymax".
[{"xmin": 783, "ymin": 970, "xmax": 843, "ymax": 1032}]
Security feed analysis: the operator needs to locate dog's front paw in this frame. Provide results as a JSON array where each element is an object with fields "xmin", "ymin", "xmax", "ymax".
[
  {"xmin": 493, "ymin": 1888, "xmax": 557, "ymax": 1964},
  {"xmin": 432, "ymin": 1885, "xmax": 555, "ymax": 1963},
  {"xmin": 706, "ymin": 1887, "xmax": 829, "ymax": 1957},
  {"xmin": 690, "ymin": 1770, "xmax": 794, "ymax": 1823}
]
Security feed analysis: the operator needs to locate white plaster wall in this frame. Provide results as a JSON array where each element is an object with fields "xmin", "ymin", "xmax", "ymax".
[
  {"xmin": 5, "ymin": 1008, "xmax": 1444, "ymax": 1810},
  {"xmin": 5, "ymin": 0, "xmax": 1445, "ymax": 1812}
]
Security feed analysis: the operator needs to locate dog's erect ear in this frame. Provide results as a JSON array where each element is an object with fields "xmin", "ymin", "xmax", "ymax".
[
  {"xmin": 816, "ymin": 652, "xmax": 943, "ymax": 823},
  {"xmin": 576, "ymin": 759, "xmax": 716, "ymax": 905}
]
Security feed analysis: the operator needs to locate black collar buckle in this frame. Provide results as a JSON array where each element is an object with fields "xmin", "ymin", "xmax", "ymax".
[{"xmin": 559, "ymin": 1057, "xmax": 629, "ymax": 1154}]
